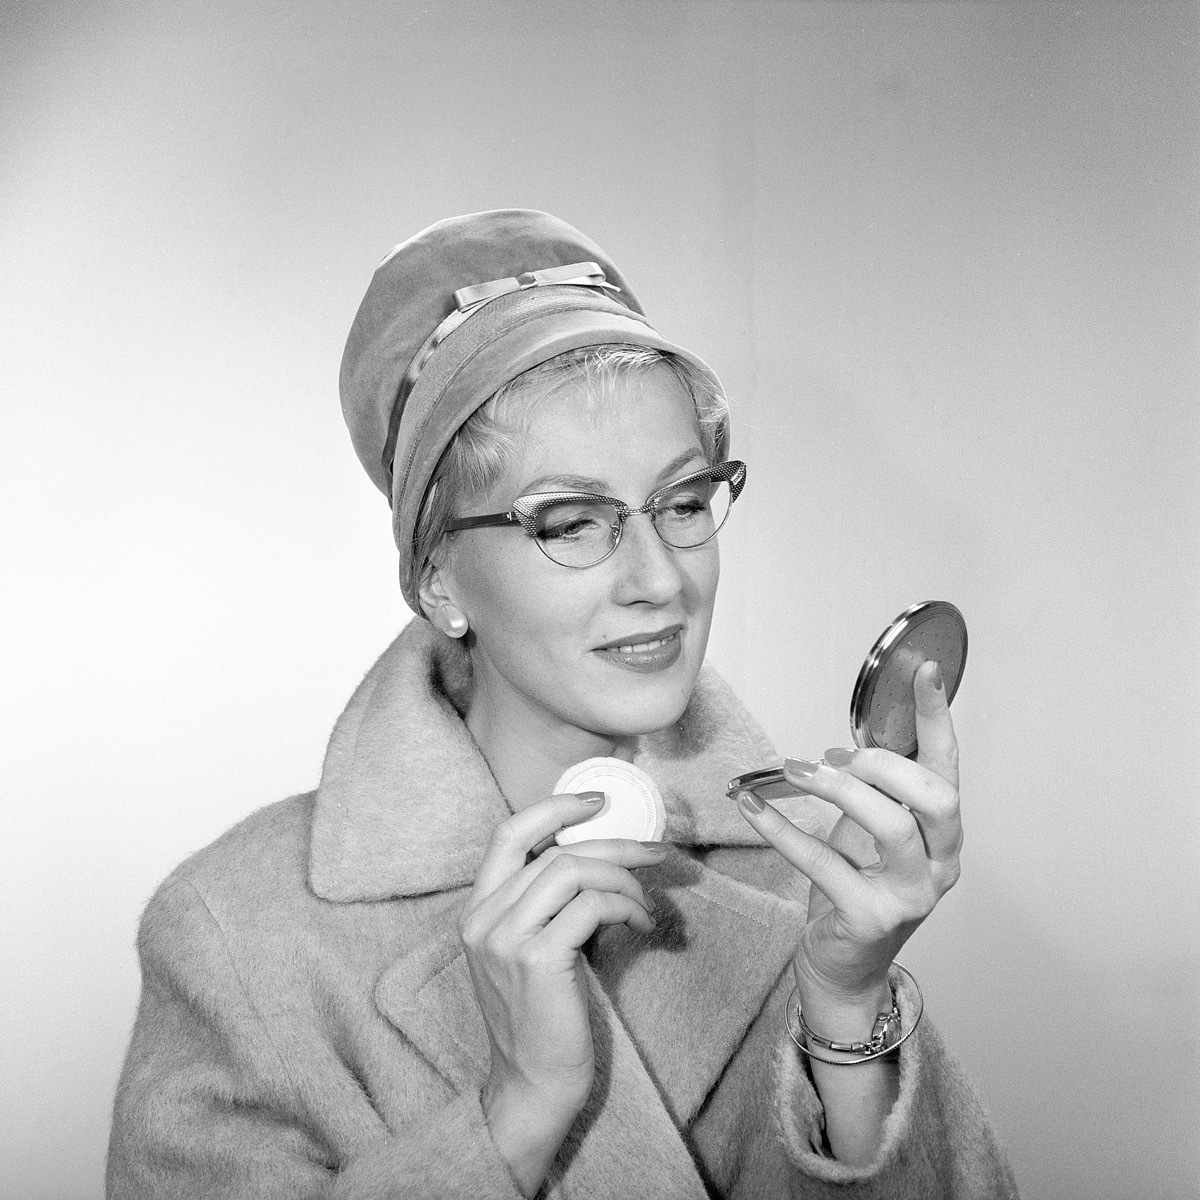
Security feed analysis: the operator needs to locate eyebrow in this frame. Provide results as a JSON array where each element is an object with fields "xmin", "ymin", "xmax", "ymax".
[{"xmin": 519, "ymin": 449, "xmax": 709, "ymax": 497}]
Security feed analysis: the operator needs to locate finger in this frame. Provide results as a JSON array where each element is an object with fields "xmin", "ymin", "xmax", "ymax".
[
  {"xmin": 531, "ymin": 838, "xmax": 671, "ymax": 872},
  {"xmin": 480, "ymin": 839, "xmax": 670, "ymax": 918},
  {"xmin": 812, "ymin": 748, "xmax": 961, "ymax": 863},
  {"xmin": 816, "ymin": 747, "xmax": 954, "ymax": 818},
  {"xmin": 471, "ymin": 793, "xmax": 606, "ymax": 902},
  {"xmin": 913, "ymin": 659, "xmax": 960, "ymax": 788},
  {"xmin": 505, "ymin": 856, "xmax": 655, "ymax": 932},
  {"xmin": 781, "ymin": 758, "xmax": 930, "ymax": 869},
  {"xmin": 735, "ymin": 792, "xmax": 873, "ymax": 911},
  {"xmin": 528, "ymin": 832, "xmax": 559, "ymax": 858},
  {"xmin": 530, "ymin": 833, "xmax": 669, "ymax": 864},
  {"xmin": 541, "ymin": 890, "xmax": 657, "ymax": 948}
]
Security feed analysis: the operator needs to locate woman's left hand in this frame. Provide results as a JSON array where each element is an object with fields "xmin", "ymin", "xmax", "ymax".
[{"xmin": 736, "ymin": 660, "xmax": 962, "ymax": 1014}]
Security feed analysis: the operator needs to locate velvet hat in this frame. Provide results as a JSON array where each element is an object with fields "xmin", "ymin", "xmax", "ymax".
[{"xmin": 339, "ymin": 208, "xmax": 724, "ymax": 613}]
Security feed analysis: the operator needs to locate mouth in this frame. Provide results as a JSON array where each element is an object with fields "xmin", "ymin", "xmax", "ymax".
[{"xmin": 594, "ymin": 625, "xmax": 684, "ymax": 672}]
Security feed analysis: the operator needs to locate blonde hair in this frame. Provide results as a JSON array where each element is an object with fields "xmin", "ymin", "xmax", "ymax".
[{"xmin": 413, "ymin": 344, "xmax": 728, "ymax": 603}]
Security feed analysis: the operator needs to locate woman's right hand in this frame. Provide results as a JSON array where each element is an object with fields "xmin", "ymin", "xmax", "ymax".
[{"xmin": 459, "ymin": 792, "xmax": 666, "ymax": 1197}]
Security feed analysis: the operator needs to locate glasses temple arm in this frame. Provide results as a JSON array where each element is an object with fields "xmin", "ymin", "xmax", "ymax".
[{"xmin": 446, "ymin": 512, "xmax": 522, "ymax": 531}]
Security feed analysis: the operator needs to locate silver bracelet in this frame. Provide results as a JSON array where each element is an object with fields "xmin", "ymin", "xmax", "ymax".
[{"xmin": 785, "ymin": 963, "xmax": 924, "ymax": 1066}]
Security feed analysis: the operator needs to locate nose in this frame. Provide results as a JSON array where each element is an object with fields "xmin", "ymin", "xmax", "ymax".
[{"xmin": 610, "ymin": 510, "xmax": 685, "ymax": 606}]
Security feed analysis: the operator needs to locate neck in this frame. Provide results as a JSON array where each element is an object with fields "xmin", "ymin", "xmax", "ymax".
[{"xmin": 464, "ymin": 664, "xmax": 637, "ymax": 813}]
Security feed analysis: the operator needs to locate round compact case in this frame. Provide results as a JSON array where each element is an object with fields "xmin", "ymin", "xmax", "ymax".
[{"xmin": 552, "ymin": 758, "xmax": 667, "ymax": 845}]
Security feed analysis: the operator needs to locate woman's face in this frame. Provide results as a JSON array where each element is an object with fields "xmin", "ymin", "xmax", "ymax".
[{"xmin": 435, "ymin": 364, "xmax": 721, "ymax": 751}]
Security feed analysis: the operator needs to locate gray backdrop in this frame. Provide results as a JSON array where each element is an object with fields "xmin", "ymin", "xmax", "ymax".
[{"xmin": 2, "ymin": 3, "xmax": 1196, "ymax": 1198}]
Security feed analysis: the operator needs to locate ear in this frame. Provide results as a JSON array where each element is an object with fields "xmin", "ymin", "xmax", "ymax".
[{"xmin": 418, "ymin": 557, "xmax": 470, "ymax": 639}]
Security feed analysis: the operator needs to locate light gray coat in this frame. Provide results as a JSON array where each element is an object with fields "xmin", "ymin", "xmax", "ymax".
[{"xmin": 107, "ymin": 620, "xmax": 1018, "ymax": 1198}]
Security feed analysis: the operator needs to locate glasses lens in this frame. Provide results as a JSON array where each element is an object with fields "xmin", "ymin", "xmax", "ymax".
[
  {"xmin": 531, "ymin": 499, "xmax": 622, "ymax": 567},
  {"xmin": 652, "ymin": 474, "xmax": 732, "ymax": 548}
]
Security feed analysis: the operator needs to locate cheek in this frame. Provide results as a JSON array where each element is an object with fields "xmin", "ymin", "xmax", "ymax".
[
  {"xmin": 457, "ymin": 547, "xmax": 590, "ymax": 657},
  {"xmin": 454, "ymin": 539, "xmax": 720, "ymax": 691},
  {"xmin": 684, "ymin": 545, "xmax": 721, "ymax": 614}
]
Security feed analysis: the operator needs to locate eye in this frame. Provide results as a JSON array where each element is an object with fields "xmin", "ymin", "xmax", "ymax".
[
  {"xmin": 657, "ymin": 484, "xmax": 713, "ymax": 519},
  {"xmin": 533, "ymin": 501, "xmax": 616, "ymax": 542},
  {"xmin": 539, "ymin": 516, "xmax": 599, "ymax": 541}
]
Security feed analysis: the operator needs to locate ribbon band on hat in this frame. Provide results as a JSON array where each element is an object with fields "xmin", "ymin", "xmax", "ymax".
[
  {"xmin": 453, "ymin": 261, "xmax": 618, "ymax": 313},
  {"xmin": 380, "ymin": 262, "xmax": 620, "ymax": 489}
]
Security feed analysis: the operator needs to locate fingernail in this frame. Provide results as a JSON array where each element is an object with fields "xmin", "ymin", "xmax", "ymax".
[
  {"xmin": 737, "ymin": 790, "xmax": 765, "ymax": 814},
  {"xmin": 578, "ymin": 791, "xmax": 606, "ymax": 806},
  {"xmin": 784, "ymin": 758, "xmax": 820, "ymax": 778},
  {"xmin": 639, "ymin": 841, "xmax": 669, "ymax": 855},
  {"xmin": 823, "ymin": 747, "xmax": 856, "ymax": 768},
  {"xmin": 930, "ymin": 662, "xmax": 944, "ymax": 691}
]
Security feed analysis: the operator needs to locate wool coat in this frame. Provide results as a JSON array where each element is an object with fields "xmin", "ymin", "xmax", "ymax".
[{"xmin": 107, "ymin": 620, "xmax": 1019, "ymax": 1199}]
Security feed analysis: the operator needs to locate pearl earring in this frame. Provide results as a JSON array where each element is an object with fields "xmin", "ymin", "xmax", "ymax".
[{"xmin": 442, "ymin": 608, "xmax": 469, "ymax": 638}]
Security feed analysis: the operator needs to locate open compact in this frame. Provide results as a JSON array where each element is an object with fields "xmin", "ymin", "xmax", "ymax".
[{"xmin": 726, "ymin": 600, "xmax": 967, "ymax": 801}]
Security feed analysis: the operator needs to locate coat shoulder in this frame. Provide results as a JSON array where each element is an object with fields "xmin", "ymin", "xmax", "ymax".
[
  {"xmin": 147, "ymin": 793, "xmax": 319, "ymax": 932},
  {"xmin": 136, "ymin": 793, "xmax": 449, "ymax": 996}
]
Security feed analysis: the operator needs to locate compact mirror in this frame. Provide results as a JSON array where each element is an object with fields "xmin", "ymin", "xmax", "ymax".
[
  {"xmin": 726, "ymin": 600, "xmax": 967, "ymax": 800},
  {"xmin": 850, "ymin": 600, "xmax": 967, "ymax": 757}
]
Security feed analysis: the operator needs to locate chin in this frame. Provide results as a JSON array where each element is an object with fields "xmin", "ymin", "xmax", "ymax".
[{"xmin": 584, "ymin": 671, "xmax": 698, "ymax": 738}]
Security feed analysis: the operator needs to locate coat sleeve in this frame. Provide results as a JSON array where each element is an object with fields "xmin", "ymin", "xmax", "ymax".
[
  {"xmin": 106, "ymin": 877, "xmax": 524, "ymax": 1200},
  {"xmin": 768, "ymin": 975, "xmax": 1020, "ymax": 1200}
]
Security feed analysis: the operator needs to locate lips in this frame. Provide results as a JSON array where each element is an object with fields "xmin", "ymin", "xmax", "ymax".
[
  {"xmin": 595, "ymin": 624, "xmax": 683, "ymax": 652},
  {"xmin": 594, "ymin": 625, "xmax": 684, "ymax": 672}
]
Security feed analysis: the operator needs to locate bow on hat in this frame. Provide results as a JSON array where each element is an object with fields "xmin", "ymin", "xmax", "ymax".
[{"xmin": 452, "ymin": 261, "xmax": 618, "ymax": 314}]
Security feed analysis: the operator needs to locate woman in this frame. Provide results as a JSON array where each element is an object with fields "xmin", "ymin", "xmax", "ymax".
[{"xmin": 107, "ymin": 210, "xmax": 1017, "ymax": 1198}]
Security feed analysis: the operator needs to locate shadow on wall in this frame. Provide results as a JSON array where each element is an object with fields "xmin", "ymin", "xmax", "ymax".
[{"xmin": 904, "ymin": 861, "xmax": 1199, "ymax": 1200}]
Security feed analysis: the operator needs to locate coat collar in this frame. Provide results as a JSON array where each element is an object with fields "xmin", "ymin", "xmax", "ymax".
[{"xmin": 309, "ymin": 618, "xmax": 812, "ymax": 902}]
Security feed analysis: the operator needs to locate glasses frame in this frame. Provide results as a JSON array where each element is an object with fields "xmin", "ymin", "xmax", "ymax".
[{"xmin": 446, "ymin": 459, "xmax": 747, "ymax": 569}]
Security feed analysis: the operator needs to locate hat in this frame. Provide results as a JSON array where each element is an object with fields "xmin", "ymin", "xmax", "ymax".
[{"xmin": 339, "ymin": 209, "xmax": 724, "ymax": 613}]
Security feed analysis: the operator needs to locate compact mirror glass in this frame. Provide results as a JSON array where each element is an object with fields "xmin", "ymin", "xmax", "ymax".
[{"xmin": 726, "ymin": 600, "xmax": 967, "ymax": 802}]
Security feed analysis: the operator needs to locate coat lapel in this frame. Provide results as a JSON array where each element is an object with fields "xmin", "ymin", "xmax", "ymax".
[
  {"xmin": 374, "ymin": 905, "xmax": 711, "ymax": 1199},
  {"xmin": 545, "ymin": 968, "xmax": 711, "ymax": 1199},
  {"xmin": 373, "ymin": 909, "xmax": 489, "ymax": 1094},
  {"xmin": 371, "ymin": 851, "xmax": 816, "ymax": 1132},
  {"xmin": 598, "ymin": 663, "xmax": 828, "ymax": 1124},
  {"xmin": 586, "ymin": 848, "xmax": 809, "ymax": 1127}
]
